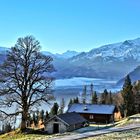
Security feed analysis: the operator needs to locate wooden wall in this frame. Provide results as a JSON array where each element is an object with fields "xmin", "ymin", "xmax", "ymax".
[{"xmin": 79, "ymin": 113, "xmax": 114, "ymax": 123}]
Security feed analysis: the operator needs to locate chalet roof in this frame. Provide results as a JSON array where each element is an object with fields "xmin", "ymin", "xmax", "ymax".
[
  {"xmin": 57, "ymin": 112, "xmax": 87, "ymax": 125},
  {"xmin": 46, "ymin": 112, "xmax": 87, "ymax": 126},
  {"xmin": 67, "ymin": 103, "xmax": 115, "ymax": 115}
]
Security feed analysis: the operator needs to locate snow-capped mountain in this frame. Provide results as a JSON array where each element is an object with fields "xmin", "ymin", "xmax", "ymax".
[
  {"xmin": 53, "ymin": 38, "xmax": 140, "ymax": 80},
  {"xmin": 71, "ymin": 38, "xmax": 140, "ymax": 62},
  {"xmin": 56, "ymin": 50, "xmax": 79, "ymax": 58},
  {"xmin": 42, "ymin": 50, "xmax": 79, "ymax": 59}
]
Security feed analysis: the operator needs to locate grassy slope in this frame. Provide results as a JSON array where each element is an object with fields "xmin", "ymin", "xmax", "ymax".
[
  {"xmin": 0, "ymin": 128, "xmax": 71, "ymax": 140},
  {"xmin": 115, "ymin": 114, "xmax": 140, "ymax": 127},
  {"xmin": 83, "ymin": 128, "xmax": 140, "ymax": 140},
  {"xmin": 83, "ymin": 114, "xmax": 140, "ymax": 140},
  {"xmin": 1, "ymin": 114, "xmax": 140, "ymax": 140},
  {"xmin": 0, "ymin": 129, "xmax": 49, "ymax": 140},
  {"xmin": 0, "ymin": 133, "xmax": 49, "ymax": 140}
]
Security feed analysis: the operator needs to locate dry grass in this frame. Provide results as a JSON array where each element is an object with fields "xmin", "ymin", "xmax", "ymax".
[
  {"xmin": 83, "ymin": 114, "xmax": 140, "ymax": 140},
  {"xmin": 0, "ymin": 128, "xmax": 71, "ymax": 140},
  {"xmin": 0, "ymin": 129, "xmax": 49, "ymax": 140},
  {"xmin": 115, "ymin": 114, "xmax": 140, "ymax": 127},
  {"xmin": 83, "ymin": 128, "xmax": 140, "ymax": 140}
]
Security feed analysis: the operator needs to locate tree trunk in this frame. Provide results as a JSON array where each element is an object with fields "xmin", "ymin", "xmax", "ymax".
[
  {"xmin": 21, "ymin": 111, "xmax": 28, "ymax": 132},
  {"xmin": 21, "ymin": 99, "xmax": 28, "ymax": 132},
  {"xmin": 20, "ymin": 93, "xmax": 28, "ymax": 132}
]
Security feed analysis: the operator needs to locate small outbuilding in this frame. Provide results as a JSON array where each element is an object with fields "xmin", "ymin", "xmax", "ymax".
[
  {"xmin": 67, "ymin": 103, "xmax": 117, "ymax": 123},
  {"xmin": 45, "ymin": 112, "xmax": 88, "ymax": 134}
]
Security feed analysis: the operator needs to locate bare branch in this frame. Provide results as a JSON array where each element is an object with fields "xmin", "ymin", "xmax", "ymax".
[{"xmin": 0, "ymin": 36, "xmax": 55, "ymax": 130}]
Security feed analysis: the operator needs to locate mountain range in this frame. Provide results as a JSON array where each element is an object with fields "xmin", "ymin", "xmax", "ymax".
[
  {"xmin": 1, "ymin": 38, "xmax": 140, "ymax": 85},
  {"xmin": 42, "ymin": 50, "xmax": 80, "ymax": 59},
  {"xmin": 53, "ymin": 38, "xmax": 140, "ymax": 82}
]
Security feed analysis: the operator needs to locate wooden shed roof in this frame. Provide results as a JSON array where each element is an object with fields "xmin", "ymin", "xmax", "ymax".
[{"xmin": 46, "ymin": 112, "xmax": 87, "ymax": 126}]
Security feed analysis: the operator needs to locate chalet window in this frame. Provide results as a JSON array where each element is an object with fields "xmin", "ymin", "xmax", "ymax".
[
  {"xmin": 54, "ymin": 119, "xmax": 58, "ymax": 122},
  {"xmin": 89, "ymin": 115, "xmax": 94, "ymax": 119}
]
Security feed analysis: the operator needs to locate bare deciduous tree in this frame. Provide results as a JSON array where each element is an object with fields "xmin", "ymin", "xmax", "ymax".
[{"xmin": 0, "ymin": 36, "xmax": 54, "ymax": 131}]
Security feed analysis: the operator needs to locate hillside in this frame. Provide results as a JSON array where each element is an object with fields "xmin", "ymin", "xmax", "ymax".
[
  {"xmin": 0, "ymin": 114, "xmax": 140, "ymax": 140},
  {"xmin": 83, "ymin": 128, "xmax": 140, "ymax": 140},
  {"xmin": 117, "ymin": 65, "xmax": 140, "ymax": 85},
  {"xmin": 84, "ymin": 114, "xmax": 140, "ymax": 140}
]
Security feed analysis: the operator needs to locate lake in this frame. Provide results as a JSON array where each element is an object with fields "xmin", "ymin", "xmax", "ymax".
[{"xmin": 53, "ymin": 77, "xmax": 122, "ymax": 104}]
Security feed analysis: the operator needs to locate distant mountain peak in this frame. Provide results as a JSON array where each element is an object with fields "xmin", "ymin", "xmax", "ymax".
[
  {"xmin": 70, "ymin": 37, "xmax": 140, "ymax": 62},
  {"xmin": 122, "ymin": 40, "xmax": 133, "ymax": 46},
  {"xmin": 63, "ymin": 50, "xmax": 78, "ymax": 53},
  {"xmin": 42, "ymin": 50, "xmax": 80, "ymax": 59},
  {"xmin": 55, "ymin": 50, "xmax": 80, "ymax": 58}
]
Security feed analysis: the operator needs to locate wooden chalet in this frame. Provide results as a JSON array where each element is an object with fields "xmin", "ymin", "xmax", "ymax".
[{"xmin": 67, "ymin": 103, "xmax": 117, "ymax": 123}]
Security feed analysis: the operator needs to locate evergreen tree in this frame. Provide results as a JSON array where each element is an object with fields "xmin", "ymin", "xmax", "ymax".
[
  {"xmin": 108, "ymin": 91, "xmax": 113, "ymax": 104},
  {"xmin": 61, "ymin": 98, "xmax": 65, "ymax": 110},
  {"xmin": 36, "ymin": 110, "xmax": 40, "ymax": 125},
  {"xmin": 68, "ymin": 99, "xmax": 73, "ymax": 106},
  {"xmin": 121, "ymin": 75, "xmax": 135, "ymax": 117},
  {"xmin": 104, "ymin": 89, "xmax": 109, "ymax": 104},
  {"xmin": 100, "ymin": 92, "xmax": 106, "ymax": 104},
  {"xmin": 40, "ymin": 110, "xmax": 45, "ymax": 122},
  {"xmin": 74, "ymin": 97, "xmax": 79, "ymax": 103},
  {"xmin": 91, "ymin": 91, "xmax": 98, "ymax": 104},
  {"xmin": 83, "ymin": 85, "xmax": 87, "ymax": 96},
  {"xmin": 33, "ymin": 112, "xmax": 37, "ymax": 127},
  {"xmin": 59, "ymin": 98, "xmax": 65, "ymax": 114},
  {"xmin": 90, "ymin": 83, "xmax": 94, "ymax": 94},
  {"xmin": 50, "ymin": 102, "xmax": 59, "ymax": 116},
  {"xmin": 71, "ymin": 97, "xmax": 79, "ymax": 104},
  {"xmin": 82, "ymin": 85, "xmax": 87, "ymax": 103},
  {"xmin": 72, "ymin": 98, "xmax": 74, "ymax": 104},
  {"xmin": 45, "ymin": 111, "xmax": 49, "ymax": 121},
  {"xmin": 132, "ymin": 81, "xmax": 140, "ymax": 113}
]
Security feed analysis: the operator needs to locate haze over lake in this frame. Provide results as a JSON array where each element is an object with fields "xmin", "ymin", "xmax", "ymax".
[{"xmin": 54, "ymin": 77, "xmax": 121, "ymax": 103}]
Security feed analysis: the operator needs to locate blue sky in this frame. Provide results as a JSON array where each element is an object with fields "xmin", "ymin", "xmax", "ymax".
[{"xmin": 0, "ymin": 0, "xmax": 140, "ymax": 53}]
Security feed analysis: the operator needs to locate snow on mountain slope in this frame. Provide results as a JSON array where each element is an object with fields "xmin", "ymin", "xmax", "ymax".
[
  {"xmin": 71, "ymin": 38, "xmax": 140, "ymax": 62},
  {"xmin": 42, "ymin": 50, "xmax": 79, "ymax": 59}
]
